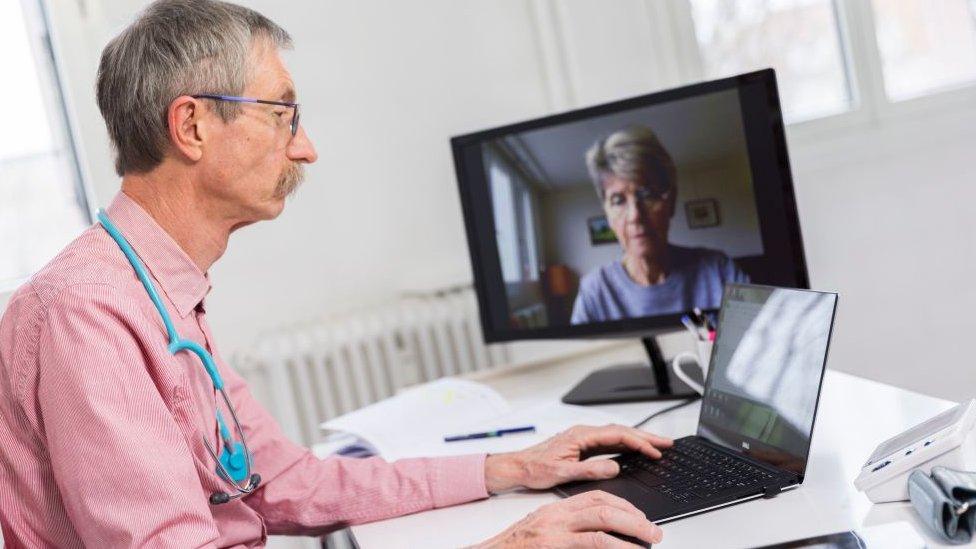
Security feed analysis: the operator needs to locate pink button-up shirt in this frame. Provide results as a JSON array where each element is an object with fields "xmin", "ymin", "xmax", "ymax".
[{"xmin": 0, "ymin": 193, "xmax": 488, "ymax": 548}]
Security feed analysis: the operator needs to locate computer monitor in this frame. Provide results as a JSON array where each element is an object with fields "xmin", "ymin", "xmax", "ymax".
[{"xmin": 450, "ymin": 69, "xmax": 809, "ymax": 403}]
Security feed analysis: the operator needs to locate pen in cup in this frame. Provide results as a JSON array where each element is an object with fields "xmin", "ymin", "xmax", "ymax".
[
  {"xmin": 693, "ymin": 307, "xmax": 715, "ymax": 332},
  {"xmin": 681, "ymin": 314, "xmax": 709, "ymax": 341},
  {"xmin": 444, "ymin": 425, "xmax": 536, "ymax": 443}
]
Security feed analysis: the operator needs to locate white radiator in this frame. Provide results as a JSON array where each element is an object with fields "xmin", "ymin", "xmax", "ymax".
[{"xmin": 232, "ymin": 287, "xmax": 511, "ymax": 446}]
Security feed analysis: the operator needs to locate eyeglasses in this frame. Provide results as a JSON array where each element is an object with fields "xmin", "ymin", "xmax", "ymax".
[
  {"xmin": 191, "ymin": 94, "xmax": 301, "ymax": 137},
  {"xmin": 604, "ymin": 187, "xmax": 671, "ymax": 218}
]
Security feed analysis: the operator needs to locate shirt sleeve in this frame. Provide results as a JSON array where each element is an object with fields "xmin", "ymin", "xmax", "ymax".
[
  {"xmin": 34, "ymin": 284, "xmax": 220, "ymax": 548},
  {"xmin": 217, "ymin": 362, "xmax": 490, "ymax": 536}
]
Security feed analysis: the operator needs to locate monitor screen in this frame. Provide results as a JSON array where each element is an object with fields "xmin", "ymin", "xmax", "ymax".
[
  {"xmin": 451, "ymin": 69, "xmax": 808, "ymax": 342},
  {"xmin": 697, "ymin": 284, "xmax": 837, "ymax": 475}
]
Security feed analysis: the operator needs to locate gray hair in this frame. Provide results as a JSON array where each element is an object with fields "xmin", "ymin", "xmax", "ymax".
[
  {"xmin": 96, "ymin": 0, "xmax": 292, "ymax": 175},
  {"xmin": 585, "ymin": 126, "xmax": 676, "ymax": 200}
]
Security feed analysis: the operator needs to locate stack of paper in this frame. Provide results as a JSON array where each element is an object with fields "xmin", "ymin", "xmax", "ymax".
[{"xmin": 316, "ymin": 377, "xmax": 621, "ymax": 460}]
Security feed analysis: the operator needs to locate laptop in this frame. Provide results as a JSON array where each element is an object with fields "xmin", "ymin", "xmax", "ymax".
[{"xmin": 556, "ymin": 283, "xmax": 839, "ymax": 524}]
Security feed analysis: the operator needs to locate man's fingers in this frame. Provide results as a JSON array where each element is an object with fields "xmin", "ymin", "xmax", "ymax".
[
  {"xmin": 605, "ymin": 424, "xmax": 673, "ymax": 448},
  {"xmin": 562, "ymin": 459, "xmax": 621, "ymax": 482},
  {"xmin": 560, "ymin": 490, "xmax": 645, "ymax": 517},
  {"xmin": 579, "ymin": 428, "xmax": 665, "ymax": 459},
  {"xmin": 573, "ymin": 531, "xmax": 647, "ymax": 549},
  {"xmin": 575, "ymin": 425, "xmax": 674, "ymax": 457},
  {"xmin": 633, "ymin": 429, "xmax": 674, "ymax": 448},
  {"xmin": 572, "ymin": 505, "xmax": 664, "ymax": 545},
  {"xmin": 599, "ymin": 424, "xmax": 672, "ymax": 444}
]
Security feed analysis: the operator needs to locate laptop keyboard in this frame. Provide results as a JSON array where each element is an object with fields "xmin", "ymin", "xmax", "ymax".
[{"xmin": 618, "ymin": 438, "xmax": 779, "ymax": 505}]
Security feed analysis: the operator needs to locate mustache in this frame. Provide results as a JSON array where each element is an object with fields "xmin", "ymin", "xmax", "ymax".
[{"xmin": 273, "ymin": 163, "xmax": 306, "ymax": 199}]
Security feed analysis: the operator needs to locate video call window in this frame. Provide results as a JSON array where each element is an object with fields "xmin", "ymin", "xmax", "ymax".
[{"xmin": 481, "ymin": 90, "xmax": 763, "ymax": 330}]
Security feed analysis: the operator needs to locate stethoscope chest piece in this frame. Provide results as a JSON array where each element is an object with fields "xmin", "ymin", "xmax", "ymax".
[{"xmin": 221, "ymin": 441, "xmax": 250, "ymax": 483}]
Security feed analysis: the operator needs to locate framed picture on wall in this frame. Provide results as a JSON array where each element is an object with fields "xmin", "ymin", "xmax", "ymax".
[
  {"xmin": 685, "ymin": 198, "xmax": 721, "ymax": 229},
  {"xmin": 587, "ymin": 215, "xmax": 617, "ymax": 245}
]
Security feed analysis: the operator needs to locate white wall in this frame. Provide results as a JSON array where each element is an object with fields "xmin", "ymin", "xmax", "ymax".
[
  {"xmin": 671, "ymin": 155, "xmax": 763, "ymax": 257},
  {"xmin": 789, "ymin": 115, "xmax": 976, "ymax": 401},
  {"xmin": 22, "ymin": 0, "xmax": 976, "ymax": 408}
]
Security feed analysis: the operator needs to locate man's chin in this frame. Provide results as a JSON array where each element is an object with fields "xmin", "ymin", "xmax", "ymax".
[
  {"xmin": 244, "ymin": 197, "xmax": 289, "ymax": 226},
  {"xmin": 265, "ymin": 197, "xmax": 288, "ymax": 219}
]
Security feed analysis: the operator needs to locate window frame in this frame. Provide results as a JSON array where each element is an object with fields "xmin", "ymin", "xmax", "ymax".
[
  {"xmin": 1, "ymin": 0, "xmax": 96, "ymax": 294},
  {"xmin": 651, "ymin": 0, "xmax": 976, "ymax": 161}
]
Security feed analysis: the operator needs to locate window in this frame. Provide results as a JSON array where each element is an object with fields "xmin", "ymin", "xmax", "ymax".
[
  {"xmin": 520, "ymin": 190, "xmax": 539, "ymax": 282},
  {"xmin": 487, "ymin": 150, "xmax": 541, "ymax": 284},
  {"xmin": 681, "ymin": 0, "xmax": 976, "ymax": 125},
  {"xmin": 1, "ymin": 0, "xmax": 91, "ymax": 291},
  {"xmin": 687, "ymin": 0, "xmax": 853, "ymax": 123},
  {"xmin": 489, "ymin": 164, "xmax": 520, "ymax": 283},
  {"xmin": 871, "ymin": 0, "xmax": 976, "ymax": 101}
]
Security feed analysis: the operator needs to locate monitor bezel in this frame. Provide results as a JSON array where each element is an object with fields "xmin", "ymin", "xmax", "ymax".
[{"xmin": 450, "ymin": 68, "xmax": 809, "ymax": 343}]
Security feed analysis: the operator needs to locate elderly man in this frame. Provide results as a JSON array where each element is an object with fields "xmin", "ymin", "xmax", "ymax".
[
  {"xmin": 0, "ymin": 1, "xmax": 669, "ymax": 547},
  {"xmin": 571, "ymin": 126, "xmax": 749, "ymax": 324}
]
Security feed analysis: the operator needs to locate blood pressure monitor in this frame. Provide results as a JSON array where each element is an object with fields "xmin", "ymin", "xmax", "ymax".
[{"xmin": 855, "ymin": 399, "xmax": 976, "ymax": 503}]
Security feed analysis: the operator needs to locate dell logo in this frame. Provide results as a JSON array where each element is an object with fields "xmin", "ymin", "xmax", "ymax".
[{"xmin": 741, "ymin": 441, "xmax": 750, "ymax": 450}]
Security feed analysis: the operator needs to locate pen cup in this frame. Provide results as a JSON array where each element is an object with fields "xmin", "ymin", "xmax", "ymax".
[{"xmin": 670, "ymin": 340, "xmax": 713, "ymax": 395}]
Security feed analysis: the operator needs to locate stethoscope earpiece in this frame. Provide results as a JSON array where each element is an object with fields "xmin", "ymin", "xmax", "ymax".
[
  {"xmin": 209, "ymin": 492, "xmax": 231, "ymax": 506},
  {"xmin": 209, "ymin": 473, "xmax": 262, "ymax": 505}
]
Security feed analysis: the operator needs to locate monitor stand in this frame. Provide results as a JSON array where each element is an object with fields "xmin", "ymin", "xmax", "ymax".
[{"xmin": 561, "ymin": 336, "xmax": 699, "ymax": 405}]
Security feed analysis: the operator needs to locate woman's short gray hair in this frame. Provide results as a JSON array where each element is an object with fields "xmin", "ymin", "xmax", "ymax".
[
  {"xmin": 96, "ymin": 0, "xmax": 292, "ymax": 175},
  {"xmin": 585, "ymin": 126, "xmax": 676, "ymax": 200}
]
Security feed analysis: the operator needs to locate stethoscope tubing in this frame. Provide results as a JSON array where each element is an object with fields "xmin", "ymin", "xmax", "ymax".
[{"xmin": 97, "ymin": 209, "xmax": 257, "ymax": 499}]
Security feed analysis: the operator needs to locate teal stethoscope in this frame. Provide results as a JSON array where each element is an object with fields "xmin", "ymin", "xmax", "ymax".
[{"xmin": 97, "ymin": 210, "xmax": 260, "ymax": 505}]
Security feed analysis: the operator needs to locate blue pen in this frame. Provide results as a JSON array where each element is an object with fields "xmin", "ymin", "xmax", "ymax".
[{"xmin": 444, "ymin": 425, "xmax": 536, "ymax": 443}]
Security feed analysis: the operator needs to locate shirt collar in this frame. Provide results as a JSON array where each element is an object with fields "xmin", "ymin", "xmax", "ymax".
[{"xmin": 104, "ymin": 192, "xmax": 211, "ymax": 318}]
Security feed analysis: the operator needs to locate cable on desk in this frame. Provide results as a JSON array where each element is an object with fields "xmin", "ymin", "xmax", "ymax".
[{"xmin": 631, "ymin": 396, "xmax": 701, "ymax": 429}]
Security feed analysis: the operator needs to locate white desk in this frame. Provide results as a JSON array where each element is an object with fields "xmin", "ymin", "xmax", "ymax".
[{"xmin": 349, "ymin": 342, "xmax": 957, "ymax": 548}]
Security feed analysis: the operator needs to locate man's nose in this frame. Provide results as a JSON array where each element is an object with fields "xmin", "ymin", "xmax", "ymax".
[{"xmin": 287, "ymin": 125, "xmax": 318, "ymax": 164}]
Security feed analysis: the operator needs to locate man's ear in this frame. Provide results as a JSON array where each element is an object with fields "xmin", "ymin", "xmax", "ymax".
[{"xmin": 167, "ymin": 96, "xmax": 205, "ymax": 163}]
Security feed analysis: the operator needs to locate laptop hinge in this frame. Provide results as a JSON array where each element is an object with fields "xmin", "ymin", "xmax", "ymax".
[{"xmin": 696, "ymin": 436, "xmax": 801, "ymax": 485}]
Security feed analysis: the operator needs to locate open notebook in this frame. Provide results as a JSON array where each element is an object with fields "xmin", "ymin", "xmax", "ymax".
[{"xmin": 316, "ymin": 378, "xmax": 621, "ymax": 460}]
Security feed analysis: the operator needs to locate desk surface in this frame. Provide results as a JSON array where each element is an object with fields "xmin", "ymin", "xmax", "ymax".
[{"xmin": 349, "ymin": 342, "xmax": 956, "ymax": 548}]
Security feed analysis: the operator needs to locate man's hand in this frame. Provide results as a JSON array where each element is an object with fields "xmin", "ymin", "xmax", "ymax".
[
  {"xmin": 484, "ymin": 424, "xmax": 672, "ymax": 492},
  {"xmin": 475, "ymin": 490, "xmax": 664, "ymax": 548}
]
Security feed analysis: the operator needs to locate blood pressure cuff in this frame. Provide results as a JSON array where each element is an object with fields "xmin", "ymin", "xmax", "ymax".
[{"xmin": 908, "ymin": 467, "xmax": 976, "ymax": 544}]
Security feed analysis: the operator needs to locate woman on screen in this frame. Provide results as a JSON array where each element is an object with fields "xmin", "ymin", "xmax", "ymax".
[{"xmin": 571, "ymin": 126, "xmax": 749, "ymax": 324}]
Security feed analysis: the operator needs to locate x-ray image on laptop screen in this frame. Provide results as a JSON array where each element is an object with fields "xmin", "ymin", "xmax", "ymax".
[{"xmin": 697, "ymin": 284, "xmax": 837, "ymax": 474}]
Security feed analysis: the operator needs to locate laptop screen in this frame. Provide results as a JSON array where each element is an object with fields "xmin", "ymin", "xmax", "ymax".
[{"xmin": 697, "ymin": 283, "xmax": 837, "ymax": 476}]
